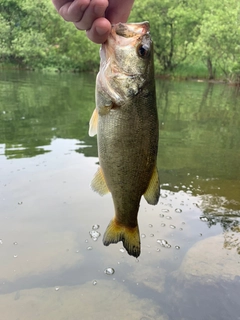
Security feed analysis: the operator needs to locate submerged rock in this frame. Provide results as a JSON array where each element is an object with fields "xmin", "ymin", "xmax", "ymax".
[{"xmin": 175, "ymin": 232, "xmax": 240, "ymax": 282}]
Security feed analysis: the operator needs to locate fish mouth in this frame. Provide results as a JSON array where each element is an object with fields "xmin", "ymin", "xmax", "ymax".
[
  {"xmin": 101, "ymin": 22, "xmax": 150, "ymax": 63},
  {"xmin": 113, "ymin": 21, "xmax": 150, "ymax": 38}
]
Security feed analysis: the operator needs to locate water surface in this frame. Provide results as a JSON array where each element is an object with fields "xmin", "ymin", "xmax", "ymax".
[{"xmin": 0, "ymin": 70, "xmax": 240, "ymax": 320}]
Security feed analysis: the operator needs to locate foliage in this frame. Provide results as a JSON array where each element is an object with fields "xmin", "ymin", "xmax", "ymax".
[
  {"xmin": 0, "ymin": 0, "xmax": 240, "ymax": 81},
  {"xmin": 0, "ymin": 0, "xmax": 99, "ymax": 71},
  {"xmin": 188, "ymin": 0, "xmax": 240, "ymax": 82},
  {"xmin": 130, "ymin": 0, "xmax": 201, "ymax": 73}
]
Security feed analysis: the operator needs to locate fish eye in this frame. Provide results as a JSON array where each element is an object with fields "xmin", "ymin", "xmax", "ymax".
[{"xmin": 137, "ymin": 44, "xmax": 150, "ymax": 58}]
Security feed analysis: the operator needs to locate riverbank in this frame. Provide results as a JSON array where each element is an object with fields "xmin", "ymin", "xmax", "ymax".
[{"xmin": 1, "ymin": 62, "xmax": 239, "ymax": 85}]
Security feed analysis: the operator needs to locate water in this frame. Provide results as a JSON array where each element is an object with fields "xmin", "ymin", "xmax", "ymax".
[{"xmin": 0, "ymin": 70, "xmax": 240, "ymax": 320}]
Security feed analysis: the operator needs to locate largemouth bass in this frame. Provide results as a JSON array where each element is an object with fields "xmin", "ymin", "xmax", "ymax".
[{"xmin": 89, "ymin": 21, "xmax": 160, "ymax": 258}]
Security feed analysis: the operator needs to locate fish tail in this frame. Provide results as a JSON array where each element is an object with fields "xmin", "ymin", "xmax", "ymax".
[{"xmin": 103, "ymin": 219, "xmax": 140, "ymax": 258}]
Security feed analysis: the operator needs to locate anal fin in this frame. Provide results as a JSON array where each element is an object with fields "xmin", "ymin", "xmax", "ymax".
[
  {"xmin": 91, "ymin": 167, "xmax": 109, "ymax": 196},
  {"xmin": 144, "ymin": 166, "xmax": 160, "ymax": 205}
]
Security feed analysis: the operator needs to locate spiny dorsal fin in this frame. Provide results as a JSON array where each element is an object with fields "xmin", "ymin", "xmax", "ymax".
[
  {"xmin": 89, "ymin": 108, "xmax": 98, "ymax": 137},
  {"xmin": 144, "ymin": 166, "xmax": 160, "ymax": 205},
  {"xmin": 91, "ymin": 167, "xmax": 109, "ymax": 196}
]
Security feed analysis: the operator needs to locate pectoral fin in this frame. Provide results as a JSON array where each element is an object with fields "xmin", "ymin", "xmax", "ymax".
[
  {"xmin": 91, "ymin": 167, "xmax": 109, "ymax": 196},
  {"xmin": 144, "ymin": 166, "xmax": 160, "ymax": 205},
  {"xmin": 89, "ymin": 108, "xmax": 98, "ymax": 137}
]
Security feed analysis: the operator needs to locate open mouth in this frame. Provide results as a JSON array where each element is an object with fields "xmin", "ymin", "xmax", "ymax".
[{"xmin": 114, "ymin": 22, "xmax": 150, "ymax": 38}]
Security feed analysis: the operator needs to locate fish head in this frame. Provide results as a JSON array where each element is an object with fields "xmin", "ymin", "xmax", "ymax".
[{"xmin": 99, "ymin": 22, "xmax": 154, "ymax": 103}]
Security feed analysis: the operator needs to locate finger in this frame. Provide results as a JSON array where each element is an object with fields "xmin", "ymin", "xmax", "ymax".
[
  {"xmin": 106, "ymin": 0, "xmax": 134, "ymax": 23},
  {"xmin": 53, "ymin": 0, "xmax": 91, "ymax": 23},
  {"xmin": 52, "ymin": 0, "xmax": 73, "ymax": 11},
  {"xmin": 86, "ymin": 17, "xmax": 111, "ymax": 44},
  {"xmin": 74, "ymin": 0, "xmax": 108, "ymax": 31}
]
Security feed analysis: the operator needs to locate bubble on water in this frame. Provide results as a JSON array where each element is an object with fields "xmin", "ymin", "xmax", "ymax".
[
  {"xmin": 159, "ymin": 213, "xmax": 164, "ymax": 218},
  {"xmin": 156, "ymin": 248, "xmax": 161, "ymax": 252},
  {"xmin": 141, "ymin": 234, "xmax": 146, "ymax": 238},
  {"xmin": 18, "ymin": 202, "xmax": 23, "ymax": 205},
  {"xmin": 150, "ymin": 234, "xmax": 154, "ymax": 237},
  {"xmin": 104, "ymin": 267, "xmax": 115, "ymax": 275},
  {"xmin": 182, "ymin": 222, "xmax": 186, "ymax": 225},
  {"xmin": 120, "ymin": 248, "xmax": 125, "ymax": 253},
  {"xmin": 55, "ymin": 287, "xmax": 60, "ymax": 291},
  {"xmin": 175, "ymin": 208, "xmax": 182, "ymax": 213},
  {"xmin": 89, "ymin": 230, "xmax": 101, "ymax": 241},
  {"xmin": 13, "ymin": 255, "xmax": 18, "ymax": 258},
  {"xmin": 85, "ymin": 239, "xmax": 88, "ymax": 243},
  {"xmin": 175, "ymin": 245, "xmax": 180, "ymax": 250},
  {"xmin": 13, "ymin": 242, "xmax": 18, "ymax": 245},
  {"xmin": 0, "ymin": 239, "xmax": 3, "ymax": 245},
  {"xmin": 148, "ymin": 224, "xmax": 153, "ymax": 228},
  {"xmin": 157, "ymin": 239, "xmax": 171, "ymax": 248},
  {"xmin": 75, "ymin": 250, "xmax": 79, "ymax": 253},
  {"xmin": 92, "ymin": 280, "xmax": 97, "ymax": 286},
  {"xmin": 170, "ymin": 225, "xmax": 176, "ymax": 229},
  {"xmin": 166, "ymin": 216, "xmax": 172, "ymax": 220},
  {"xmin": 179, "ymin": 228, "xmax": 183, "ymax": 231},
  {"xmin": 92, "ymin": 224, "xmax": 100, "ymax": 230},
  {"xmin": 200, "ymin": 216, "xmax": 208, "ymax": 222},
  {"xmin": 87, "ymin": 246, "xmax": 93, "ymax": 250},
  {"xmin": 199, "ymin": 233, "xmax": 203, "ymax": 236},
  {"xmin": 161, "ymin": 193, "xmax": 168, "ymax": 198},
  {"xmin": 161, "ymin": 223, "xmax": 166, "ymax": 227},
  {"xmin": 161, "ymin": 209, "xmax": 169, "ymax": 213},
  {"xmin": 193, "ymin": 203, "xmax": 199, "ymax": 208}
]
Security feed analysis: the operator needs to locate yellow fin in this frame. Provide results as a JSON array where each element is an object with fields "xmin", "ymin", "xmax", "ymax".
[
  {"xmin": 103, "ymin": 219, "xmax": 140, "ymax": 258},
  {"xmin": 91, "ymin": 167, "xmax": 109, "ymax": 196},
  {"xmin": 89, "ymin": 108, "xmax": 98, "ymax": 137},
  {"xmin": 144, "ymin": 166, "xmax": 160, "ymax": 205}
]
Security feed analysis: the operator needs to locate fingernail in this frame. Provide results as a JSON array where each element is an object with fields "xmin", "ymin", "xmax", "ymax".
[{"xmin": 96, "ymin": 26, "xmax": 108, "ymax": 36}]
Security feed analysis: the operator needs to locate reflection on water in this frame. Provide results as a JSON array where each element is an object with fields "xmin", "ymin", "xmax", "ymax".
[{"xmin": 0, "ymin": 70, "xmax": 240, "ymax": 319}]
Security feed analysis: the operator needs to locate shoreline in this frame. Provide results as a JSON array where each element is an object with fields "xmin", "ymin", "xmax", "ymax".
[{"xmin": 1, "ymin": 63, "xmax": 239, "ymax": 86}]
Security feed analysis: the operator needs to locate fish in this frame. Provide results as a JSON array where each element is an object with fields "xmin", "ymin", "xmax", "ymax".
[{"xmin": 89, "ymin": 21, "xmax": 160, "ymax": 258}]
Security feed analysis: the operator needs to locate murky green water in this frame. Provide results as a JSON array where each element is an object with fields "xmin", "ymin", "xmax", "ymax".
[{"xmin": 0, "ymin": 70, "xmax": 240, "ymax": 320}]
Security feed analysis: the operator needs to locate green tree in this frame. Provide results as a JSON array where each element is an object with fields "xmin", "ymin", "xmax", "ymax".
[
  {"xmin": 188, "ymin": 0, "xmax": 240, "ymax": 81},
  {"xmin": 0, "ymin": 0, "xmax": 99, "ymax": 70},
  {"xmin": 130, "ymin": 0, "xmax": 202, "ymax": 72}
]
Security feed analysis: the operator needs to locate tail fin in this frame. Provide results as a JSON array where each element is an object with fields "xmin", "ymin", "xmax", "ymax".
[{"xmin": 103, "ymin": 219, "xmax": 140, "ymax": 258}]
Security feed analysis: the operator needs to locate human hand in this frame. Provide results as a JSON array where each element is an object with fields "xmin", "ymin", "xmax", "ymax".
[{"xmin": 52, "ymin": 0, "xmax": 135, "ymax": 44}]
